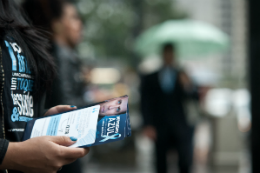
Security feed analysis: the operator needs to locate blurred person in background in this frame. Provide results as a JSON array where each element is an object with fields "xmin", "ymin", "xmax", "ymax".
[
  {"xmin": 22, "ymin": 0, "xmax": 86, "ymax": 172},
  {"xmin": 140, "ymin": 43, "xmax": 199, "ymax": 173},
  {"xmin": 23, "ymin": 0, "xmax": 86, "ymax": 107}
]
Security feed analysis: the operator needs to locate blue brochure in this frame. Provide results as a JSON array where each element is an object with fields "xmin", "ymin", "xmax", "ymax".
[{"xmin": 22, "ymin": 95, "xmax": 131, "ymax": 147}]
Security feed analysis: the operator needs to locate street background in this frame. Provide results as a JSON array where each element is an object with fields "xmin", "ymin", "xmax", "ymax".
[{"xmin": 18, "ymin": 0, "xmax": 249, "ymax": 172}]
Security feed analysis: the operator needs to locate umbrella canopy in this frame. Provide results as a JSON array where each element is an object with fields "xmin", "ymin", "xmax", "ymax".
[{"xmin": 134, "ymin": 19, "xmax": 229, "ymax": 59}]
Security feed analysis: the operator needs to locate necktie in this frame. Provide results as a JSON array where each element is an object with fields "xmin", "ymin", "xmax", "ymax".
[{"xmin": 160, "ymin": 68, "xmax": 176, "ymax": 93}]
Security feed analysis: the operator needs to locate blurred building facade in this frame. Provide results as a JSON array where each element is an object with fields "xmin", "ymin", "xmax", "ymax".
[
  {"xmin": 176, "ymin": 0, "xmax": 247, "ymax": 88},
  {"xmin": 176, "ymin": 1, "xmax": 249, "ymax": 173}
]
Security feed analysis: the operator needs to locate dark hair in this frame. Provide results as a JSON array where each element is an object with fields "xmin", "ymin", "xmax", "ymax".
[
  {"xmin": 0, "ymin": 0, "xmax": 56, "ymax": 98},
  {"xmin": 162, "ymin": 43, "xmax": 175, "ymax": 53},
  {"xmin": 22, "ymin": 0, "xmax": 73, "ymax": 33}
]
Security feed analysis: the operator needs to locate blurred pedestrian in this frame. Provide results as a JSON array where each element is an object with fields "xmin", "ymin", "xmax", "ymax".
[
  {"xmin": 23, "ymin": 0, "xmax": 86, "ymax": 172},
  {"xmin": 24, "ymin": 0, "xmax": 86, "ymax": 108},
  {"xmin": 140, "ymin": 43, "xmax": 199, "ymax": 173}
]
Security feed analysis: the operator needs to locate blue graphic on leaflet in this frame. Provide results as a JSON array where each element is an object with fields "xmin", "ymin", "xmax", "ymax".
[
  {"xmin": 46, "ymin": 115, "xmax": 62, "ymax": 136},
  {"xmin": 99, "ymin": 133, "xmax": 121, "ymax": 142},
  {"xmin": 83, "ymin": 114, "xmax": 126, "ymax": 147},
  {"xmin": 98, "ymin": 114, "xmax": 125, "ymax": 143}
]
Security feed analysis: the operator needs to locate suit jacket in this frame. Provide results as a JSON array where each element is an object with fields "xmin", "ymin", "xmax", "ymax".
[{"xmin": 140, "ymin": 69, "xmax": 198, "ymax": 131}]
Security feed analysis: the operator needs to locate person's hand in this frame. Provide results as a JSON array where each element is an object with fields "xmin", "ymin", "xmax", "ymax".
[
  {"xmin": 143, "ymin": 126, "xmax": 157, "ymax": 141},
  {"xmin": 179, "ymin": 72, "xmax": 191, "ymax": 89},
  {"xmin": 199, "ymin": 86, "xmax": 210, "ymax": 101},
  {"xmin": 1, "ymin": 136, "xmax": 89, "ymax": 173},
  {"xmin": 44, "ymin": 105, "xmax": 77, "ymax": 116}
]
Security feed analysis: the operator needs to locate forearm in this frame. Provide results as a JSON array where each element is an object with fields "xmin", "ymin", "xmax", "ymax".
[
  {"xmin": 184, "ymin": 85, "xmax": 200, "ymax": 100},
  {"xmin": 0, "ymin": 142, "xmax": 21, "ymax": 170},
  {"xmin": 0, "ymin": 139, "xmax": 8, "ymax": 167}
]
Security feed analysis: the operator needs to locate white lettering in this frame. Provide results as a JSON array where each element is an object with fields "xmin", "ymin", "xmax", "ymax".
[{"xmin": 12, "ymin": 92, "xmax": 33, "ymax": 117}]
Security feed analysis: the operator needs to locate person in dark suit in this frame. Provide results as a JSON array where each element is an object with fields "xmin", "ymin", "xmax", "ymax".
[{"xmin": 140, "ymin": 43, "xmax": 199, "ymax": 173}]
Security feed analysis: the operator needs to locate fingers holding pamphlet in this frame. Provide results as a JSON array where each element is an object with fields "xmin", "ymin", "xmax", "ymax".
[{"xmin": 22, "ymin": 95, "xmax": 131, "ymax": 148}]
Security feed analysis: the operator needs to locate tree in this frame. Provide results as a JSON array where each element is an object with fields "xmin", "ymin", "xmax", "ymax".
[{"xmin": 77, "ymin": 0, "xmax": 186, "ymax": 65}]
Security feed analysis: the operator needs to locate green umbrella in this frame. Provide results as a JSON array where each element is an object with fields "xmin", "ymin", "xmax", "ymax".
[{"xmin": 134, "ymin": 19, "xmax": 229, "ymax": 58}]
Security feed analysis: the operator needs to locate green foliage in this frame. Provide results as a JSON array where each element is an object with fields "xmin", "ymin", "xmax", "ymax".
[{"xmin": 77, "ymin": 0, "xmax": 187, "ymax": 62}]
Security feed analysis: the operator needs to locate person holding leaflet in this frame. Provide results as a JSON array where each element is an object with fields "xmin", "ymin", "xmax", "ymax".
[
  {"xmin": 22, "ymin": 1, "xmax": 87, "ymax": 172},
  {"xmin": 0, "ymin": 1, "xmax": 89, "ymax": 173}
]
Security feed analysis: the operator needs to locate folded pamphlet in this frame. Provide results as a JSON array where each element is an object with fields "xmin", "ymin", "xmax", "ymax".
[{"xmin": 22, "ymin": 95, "xmax": 131, "ymax": 148}]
